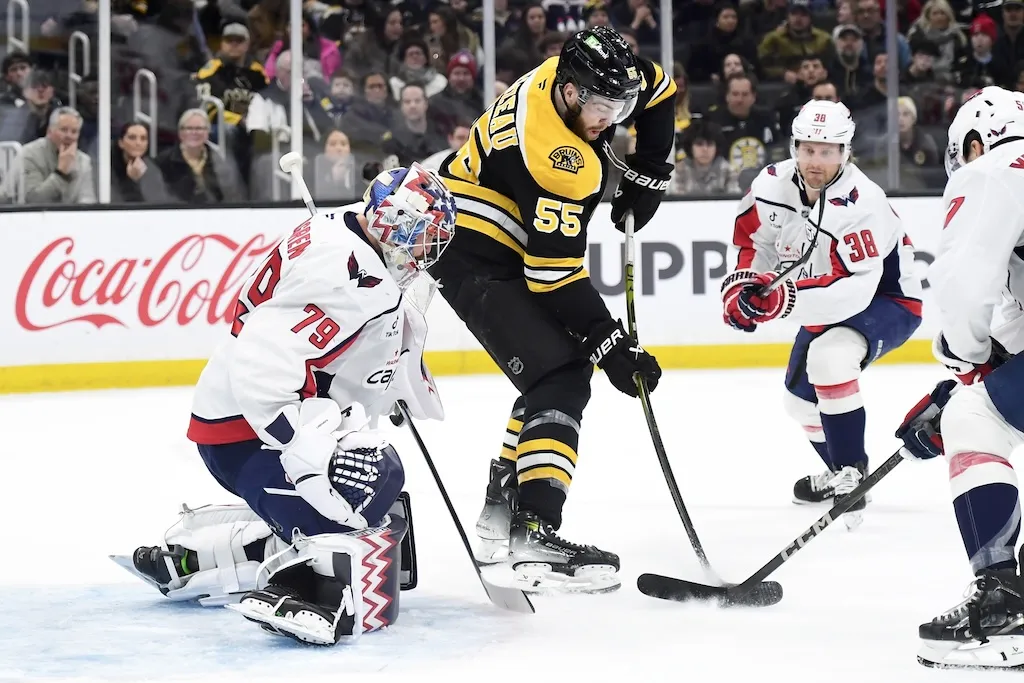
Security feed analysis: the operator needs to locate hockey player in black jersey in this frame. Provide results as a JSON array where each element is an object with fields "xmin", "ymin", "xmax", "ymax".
[{"xmin": 429, "ymin": 26, "xmax": 675, "ymax": 593}]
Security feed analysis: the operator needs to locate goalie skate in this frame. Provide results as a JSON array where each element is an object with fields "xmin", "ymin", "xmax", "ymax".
[
  {"xmin": 507, "ymin": 510, "xmax": 620, "ymax": 594},
  {"xmin": 226, "ymin": 584, "xmax": 356, "ymax": 646},
  {"xmin": 918, "ymin": 568, "xmax": 1024, "ymax": 670}
]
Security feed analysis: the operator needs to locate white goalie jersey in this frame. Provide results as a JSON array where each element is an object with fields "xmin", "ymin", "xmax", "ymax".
[
  {"xmin": 187, "ymin": 205, "xmax": 443, "ymax": 447},
  {"xmin": 732, "ymin": 159, "xmax": 922, "ymax": 326}
]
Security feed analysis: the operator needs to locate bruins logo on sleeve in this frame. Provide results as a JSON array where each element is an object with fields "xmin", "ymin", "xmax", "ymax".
[{"xmin": 549, "ymin": 146, "xmax": 584, "ymax": 174}]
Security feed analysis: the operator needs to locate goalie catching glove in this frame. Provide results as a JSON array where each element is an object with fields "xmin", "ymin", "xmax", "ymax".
[
  {"xmin": 585, "ymin": 319, "xmax": 661, "ymax": 397},
  {"xmin": 721, "ymin": 270, "xmax": 797, "ymax": 332},
  {"xmin": 271, "ymin": 398, "xmax": 404, "ymax": 530},
  {"xmin": 610, "ymin": 153, "xmax": 673, "ymax": 232},
  {"xmin": 895, "ymin": 379, "xmax": 957, "ymax": 461}
]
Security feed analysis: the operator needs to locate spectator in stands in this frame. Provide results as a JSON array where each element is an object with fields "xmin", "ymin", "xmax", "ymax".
[
  {"xmin": 22, "ymin": 107, "xmax": 96, "ymax": 205},
  {"xmin": 612, "ymin": 0, "xmax": 661, "ymax": 46},
  {"xmin": 741, "ymin": 0, "xmax": 789, "ymax": 42},
  {"xmin": 757, "ymin": 0, "xmax": 832, "ymax": 82},
  {"xmin": 158, "ymin": 108, "xmax": 244, "ymax": 204},
  {"xmin": 343, "ymin": 70, "xmax": 396, "ymax": 156},
  {"xmin": 265, "ymin": 12, "xmax": 342, "ymax": 84},
  {"xmin": 123, "ymin": 0, "xmax": 209, "ymax": 148},
  {"xmin": 381, "ymin": 84, "xmax": 447, "ymax": 166},
  {"xmin": 994, "ymin": 0, "xmax": 1024, "ymax": 88},
  {"xmin": 420, "ymin": 121, "xmax": 471, "ymax": 170},
  {"xmin": 851, "ymin": 52, "xmax": 890, "ymax": 111},
  {"xmin": 344, "ymin": 8, "xmax": 405, "ymax": 78},
  {"xmin": 895, "ymin": 95, "xmax": 939, "ymax": 168},
  {"xmin": 585, "ymin": 2, "xmax": 613, "ymax": 27},
  {"xmin": 704, "ymin": 73, "xmax": 780, "ymax": 174},
  {"xmin": 244, "ymin": 0, "xmax": 289, "ymax": 61},
  {"xmin": 674, "ymin": 62, "xmax": 693, "ymax": 136},
  {"xmin": 540, "ymin": 32, "xmax": 570, "ymax": 59},
  {"xmin": 470, "ymin": 0, "xmax": 517, "ymax": 46},
  {"xmin": 389, "ymin": 38, "xmax": 448, "ymax": 101},
  {"xmin": 111, "ymin": 121, "xmax": 169, "ymax": 203},
  {"xmin": 313, "ymin": 128, "xmax": 367, "ymax": 200},
  {"xmin": 617, "ymin": 26, "xmax": 641, "ymax": 55},
  {"xmin": 502, "ymin": 3, "xmax": 551, "ymax": 68},
  {"xmin": 956, "ymin": 13, "xmax": 1009, "ymax": 89},
  {"xmin": 427, "ymin": 5, "xmax": 483, "ymax": 74},
  {"xmin": 0, "ymin": 70, "xmax": 62, "ymax": 145},
  {"xmin": 0, "ymin": 52, "xmax": 31, "ymax": 107},
  {"xmin": 674, "ymin": 119, "xmax": 740, "ymax": 195},
  {"xmin": 828, "ymin": 24, "xmax": 872, "ymax": 100},
  {"xmin": 856, "ymin": 0, "xmax": 910, "ymax": 68},
  {"xmin": 812, "ymin": 80, "xmax": 840, "ymax": 101},
  {"xmin": 246, "ymin": 50, "xmax": 335, "ymax": 155},
  {"xmin": 317, "ymin": 0, "xmax": 373, "ymax": 44},
  {"xmin": 836, "ymin": 0, "xmax": 854, "ymax": 25},
  {"xmin": 904, "ymin": 36, "xmax": 940, "ymax": 85},
  {"xmin": 328, "ymin": 68, "xmax": 357, "ymax": 119},
  {"xmin": 193, "ymin": 23, "xmax": 268, "ymax": 129},
  {"xmin": 776, "ymin": 55, "xmax": 827, "ymax": 132},
  {"xmin": 688, "ymin": 3, "xmax": 760, "ymax": 83},
  {"xmin": 881, "ymin": 0, "xmax": 924, "ymax": 34},
  {"xmin": 430, "ymin": 51, "xmax": 483, "ymax": 136},
  {"xmin": 905, "ymin": 0, "xmax": 965, "ymax": 84}
]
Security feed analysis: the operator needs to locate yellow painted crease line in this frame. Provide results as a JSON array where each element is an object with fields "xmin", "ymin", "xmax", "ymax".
[{"xmin": 0, "ymin": 340, "xmax": 936, "ymax": 394}]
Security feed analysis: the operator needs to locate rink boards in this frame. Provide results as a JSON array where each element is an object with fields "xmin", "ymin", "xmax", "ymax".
[{"xmin": 0, "ymin": 197, "xmax": 945, "ymax": 393}]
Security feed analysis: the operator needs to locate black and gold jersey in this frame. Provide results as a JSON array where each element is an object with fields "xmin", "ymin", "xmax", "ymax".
[
  {"xmin": 438, "ymin": 56, "xmax": 676, "ymax": 337},
  {"xmin": 193, "ymin": 58, "xmax": 269, "ymax": 127}
]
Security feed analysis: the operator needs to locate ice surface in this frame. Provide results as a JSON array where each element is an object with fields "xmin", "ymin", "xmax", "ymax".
[{"xmin": 0, "ymin": 366, "xmax": 994, "ymax": 682}]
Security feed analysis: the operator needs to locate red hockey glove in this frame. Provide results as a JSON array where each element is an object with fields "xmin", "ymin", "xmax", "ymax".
[{"xmin": 721, "ymin": 270, "xmax": 797, "ymax": 332}]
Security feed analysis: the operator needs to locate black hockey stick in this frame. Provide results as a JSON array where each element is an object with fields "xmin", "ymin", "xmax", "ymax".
[
  {"xmin": 623, "ymin": 213, "xmax": 781, "ymax": 607},
  {"xmin": 639, "ymin": 451, "xmax": 903, "ymax": 605},
  {"xmin": 391, "ymin": 402, "xmax": 535, "ymax": 614}
]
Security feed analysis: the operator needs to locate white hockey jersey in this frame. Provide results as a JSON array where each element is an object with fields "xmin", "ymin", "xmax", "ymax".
[
  {"xmin": 931, "ymin": 138, "xmax": 1024, "ymax": 364},
  {"xmin": 731, "ymin": 159, "xmax": 922, "ymax": 327},
  {"xmin": 187, "ymin": 206, "xmax": 443, "ymax": 447}
]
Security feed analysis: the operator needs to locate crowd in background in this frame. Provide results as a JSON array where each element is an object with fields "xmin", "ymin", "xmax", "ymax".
[{"xmin": 0, "ymin": 0, "xmax": 1015, "ymax": 207}]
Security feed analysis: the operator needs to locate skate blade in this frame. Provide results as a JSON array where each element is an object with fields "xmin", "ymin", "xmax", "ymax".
[
  {"xmin": 510, "ymin": 562, "xmax": 621, "ymax": 595},
  {"xmin": 225, "ymin": 602, "xmax": 339, "ymax": 646},
  {"xmin": 918, "ymin": 636, "xmax": 1024, "ymax": 670},
  {"xmin": 474, "ymin": 538, "xmax": 509, "ymax": 566},
  {"xmin": 109, "ymin": 554, "xmax": 167, "ymax": 594}
]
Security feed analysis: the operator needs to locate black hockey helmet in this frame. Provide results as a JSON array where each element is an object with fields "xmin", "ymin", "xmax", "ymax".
[{"xmin": 555, "ymin": 26, "xmax": 641, "ymax": 123}]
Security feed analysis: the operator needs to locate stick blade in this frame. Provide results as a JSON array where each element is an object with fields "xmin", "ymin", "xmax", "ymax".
[
  {"xmin": 481, "ymin": 578, "xmax": 536, "ymax": 614},
  {"xmin": 637, "ymin": 573, "xmax": 783, "ymax": 607}
]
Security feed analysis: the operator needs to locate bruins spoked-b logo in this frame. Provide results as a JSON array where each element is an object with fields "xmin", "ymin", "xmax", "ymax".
[{"xmin": 549, "ymin": 146, "xmax": 584, "ymax": 174}]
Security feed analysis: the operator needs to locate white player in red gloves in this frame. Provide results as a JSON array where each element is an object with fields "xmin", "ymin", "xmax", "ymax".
[
  {"xmin": 895, "ymin": 86, "xmax": 1024, "ymax": 671},
  {"xmin": 721, "ymin": 99, "xmax": 922, "ymax": 528}
]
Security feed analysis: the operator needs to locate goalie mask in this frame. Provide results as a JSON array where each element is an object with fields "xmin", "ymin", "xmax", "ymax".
[{"xmin": 363, "ymin": 163, "xmax": 456, "ymax": 308}]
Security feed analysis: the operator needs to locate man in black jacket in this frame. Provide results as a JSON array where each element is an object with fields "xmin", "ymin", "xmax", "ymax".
[{"xmin": 704, "ymin": 73, "xmax": 780, "ymax": 174}]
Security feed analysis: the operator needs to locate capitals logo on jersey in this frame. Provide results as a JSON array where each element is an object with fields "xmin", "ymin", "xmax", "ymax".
[
  {"xmin": 829, "ymin": 186, "xmax": 860, "ymax": 207},
  {"xmin": 348, "ymin": 252, "xmax": 383, "ymax": 289}
]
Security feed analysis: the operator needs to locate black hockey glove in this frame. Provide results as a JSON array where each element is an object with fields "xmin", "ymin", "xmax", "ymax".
[
  {"xmin": 585, "ymin": 319, "xmax": 662, "ymax": 397},
  {"xmin": 610, "ymin": 153, "xmax": 673, "ymax": 233}
]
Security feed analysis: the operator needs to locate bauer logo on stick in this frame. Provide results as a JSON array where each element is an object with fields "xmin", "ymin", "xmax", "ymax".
[{"xmin": 549, "ymin": 146, "xmax": 585, "ymax": 174}]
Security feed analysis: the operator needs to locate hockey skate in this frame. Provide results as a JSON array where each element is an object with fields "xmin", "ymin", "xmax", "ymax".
[
  {"xmin": 111, "ymin": 544, "xmax": 194, "ymax": 594},
  {"xmin": 830, "ymin": 463, "xmax": 868, "ymax": 530},
  {"xmin": 507, "ymin": 510, "xmax": 620, "ymax": 594},
  {"xmin": 793, "ymin": 464, "xmax": 867, "ymax": 530},
  {"xmin": 918, "ymin": 568, "xmax": 1024, "ymax": 670},
  {"xmin": 474, "ymin": 458, "xmax": 518, "ymax": 565}
]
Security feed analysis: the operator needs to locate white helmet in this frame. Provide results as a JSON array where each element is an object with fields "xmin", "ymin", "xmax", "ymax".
[
  {"xmin": 790, "ymin": 100, "xmax": 856, "ymax": 188},
  {"xmin": 945, "ymin": 86, "xmax": 1024, "ymax": 176}
]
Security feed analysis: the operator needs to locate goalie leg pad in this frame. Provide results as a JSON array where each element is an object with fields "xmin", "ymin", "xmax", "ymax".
[{"xmin": 228, "ymin": 515, "xmax": 408, "ymax": 644}]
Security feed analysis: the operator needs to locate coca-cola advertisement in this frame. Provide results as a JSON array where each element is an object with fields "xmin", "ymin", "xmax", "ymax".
[{"xmin": 5, "ymin": 207, "xmax": 307, "ymax": 366}]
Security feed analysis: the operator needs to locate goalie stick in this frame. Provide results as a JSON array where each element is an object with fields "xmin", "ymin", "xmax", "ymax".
[
  {"xmin": 390, "ymin": 403, "xmax": 535, "ymax": 614},
  {"xmin": 623, "ymin": 212, "xmax": 782, "ymax": 607},
  {"xmin": 638, "ymin": 451, "xmax": 903, "ymax": 605}
]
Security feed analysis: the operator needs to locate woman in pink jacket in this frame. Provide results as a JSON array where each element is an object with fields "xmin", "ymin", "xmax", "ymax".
[{"xmin": 265, "ymin": 12, "xmax": 341, "ymax": 83}]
